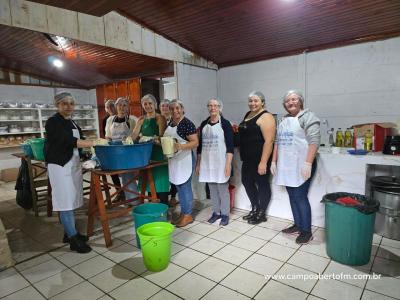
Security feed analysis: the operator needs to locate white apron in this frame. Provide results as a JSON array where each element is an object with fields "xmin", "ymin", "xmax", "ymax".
[
  {"xmin": 48, "ymin": 121, "xmax": 83, "ymax": 211},
  {"xmin": 110, "ymin": 116, "xmax": 130, "ymax": 141},
  {"xmin": 274, "ymin": 115, "xmax": 308, "ymax": 187},
  {"xmin": 199, "ymin": 119, "xmax": 229, "ymax": 183},
  {"xmin": 164, "ymin": 121, "xmax": 193, "ymax": 185}
]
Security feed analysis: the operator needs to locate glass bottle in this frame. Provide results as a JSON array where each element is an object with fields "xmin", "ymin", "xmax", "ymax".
[
  {"xmin": 328, "ymin": 128, "xmax": 335, "ymax": 146},
  {"xmin": 364, "ymin": 129, "xmax": 373, "ymax": 151},
  {"xmin": 335, "ymin": 128, "xmax": 344, "ymax": 147},
  {"xmin": 344, "ymin": 128, "xmax": 353, "ymax": 147}
]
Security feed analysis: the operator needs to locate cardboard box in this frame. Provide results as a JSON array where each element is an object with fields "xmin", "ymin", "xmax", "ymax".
[
  {"xmin": 352, "ymin": 123, "xmax": 394, "ymax": 151},
  {"xmin": 0, "ymin": 168, "xmax": 19, "ymax": 182}
]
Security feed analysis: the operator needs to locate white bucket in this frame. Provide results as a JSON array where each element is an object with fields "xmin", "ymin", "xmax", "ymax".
[{"xmin": 161, "ymin": 137, "xmax": 175, "ymax": 158}]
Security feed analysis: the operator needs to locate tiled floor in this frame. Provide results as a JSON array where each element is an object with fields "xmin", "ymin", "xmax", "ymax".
[{"xmin": 1, "ymin": 180, "xmax": 400, "ymax": 299}]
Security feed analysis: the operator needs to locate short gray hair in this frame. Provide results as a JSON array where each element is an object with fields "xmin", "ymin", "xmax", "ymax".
[
  {"xmin": 248, "ymin": 91, "xmax": 265, "ymax": 105},
  {"xmin": 141, "ymin": 94, "xmax": 158, "ymax": 109},
  {"xmin": 115, "ymin": 97, "xmax": 128, "ymax": 107},
  {"xmin": 160, "ymin": 99, "xmax": 170, "ymax": 106},
  {"xmin": 104, "ymin": 99, "xmax": 115, "ymax": 108},
  {"xmin": 283, "ymin": 90, "xmax": 304, "ymax": 109},
  {"xmin": 169, "ymin": 99, "xmax": 184, "ymax": 109},
  {"xmin": 54, "ymin": 91, "xmax": 74, "ymax": 105},
  {"xmin": 208, "ymin": 98, "xmax": 223, "ymax": 111}
]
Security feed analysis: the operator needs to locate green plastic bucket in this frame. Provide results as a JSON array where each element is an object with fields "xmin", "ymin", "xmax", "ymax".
[
  {"xmin": 28, "ymin": 138, "xmax": 46, "ymax": 161},
  {"xmin": 325, "ymin": 199, "xmax": 376, "ymax": 266},
  {"xmin": 132, "ymin": 203, "xmax": 168, "ymax": 248},
  {"xmin": 137, "ymin": 222, "xmax": 174, "ymax": 272}
]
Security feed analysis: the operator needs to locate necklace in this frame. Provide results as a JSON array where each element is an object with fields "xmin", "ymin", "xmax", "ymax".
[{"xmin": 245, "ymin": 109, "xmax": 264, "ymax": 122}]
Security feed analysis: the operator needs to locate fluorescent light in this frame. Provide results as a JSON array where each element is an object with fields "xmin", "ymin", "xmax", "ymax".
[{"xmin": 53, "ymin": 59, "xmax": 63, "ymax": 68}]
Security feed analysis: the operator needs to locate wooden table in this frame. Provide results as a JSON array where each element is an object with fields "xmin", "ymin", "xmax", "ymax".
[
  {"xmin": 86, "ymin": 161, "xmax": 168, "ymax": 247},
  {"xmin": 13, "ymin": 153, "xmax": 52, "ymax": 217}
]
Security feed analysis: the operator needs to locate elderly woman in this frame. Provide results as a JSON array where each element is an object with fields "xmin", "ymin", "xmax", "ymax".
[
  {"xmin": 132, "ymin": 94, "xmax": 169, "ymax": 204},
  {"xmin": 196, "ymin": 98, "xmax": 234, "ymax": 226},
  {"xmin": 164, "ymin": 100, "xmax": 199, "ymax": 227},
  {"xmin": 239, "ymin": 91, "xmax": 276, "ymax": 224},
  {"xmin": 45, "ymin": 92, "xmax": 96, "ymax": 253},
  {"xmin": 102, "ymin": 99, "xmax": 116, "ymax": 137},
  {"xmin": 271, "ymin": 90, "xmax": 320, "ymax": 244},
  {"xmin": 105, "ymin": 97, "xmax": 137, "ymax": 200}
]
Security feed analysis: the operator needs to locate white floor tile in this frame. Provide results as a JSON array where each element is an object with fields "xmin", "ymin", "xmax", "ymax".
[
  {"xmin": 170, "ymin": 248, "xmax": 208, "ymax": 269},
  {"xmin": 189, "ymin": 237, "xmax": 226, "ymax": 255},
  {"xmin": 101, "ymin": 243, "xmax": 140, "ymax": 263},
  {"xmin": 148, "ymin": 289, "xmax": 182, "ymax": 300},
  {"xmin": 366, "ymin": 276, "xmax": 400, "ymax": 299},
  {"xmin": 0, "ymin": 286, "xmax": 45, "ymax": 300},
  {"xmin": 255, "ymin": 279, "xmax": 308, "ymax": 300},
  {"xmin": 312, "ymin": 229, "xmax": 326, "ymax": 242},
  {"xmin": 224, "ymin": 220, "xmax": 254, "ymax": 234},
  {"xmin": 213, "ymin": 244, "xmax": 253, "ymax": 265},
  {"xmin": 259, "ymin": 218, "xmax": 291, "ymax": 231},
  {"xmin": 55, "ymin": 250, "xmax": 98, "ymax": 267},
  {"xmin": 300, "ymin": 241, "xmax": 329, "ymax": 258},
  {"xmin": 288, "ymin": 250, "xmax": 330, "ymax": 273},
  {"xmin": 311, "ymin": 278, "xmax": 363, "ymax": 300},
  {"xmin": 220, "ymin": 267, "xmax": 266, "ymax": 298},
  {"xmin": 109, "ymin": 277, "xmax": 161, "ymax": 300},
  {"xmin": 173, "ymin": 231, "xmax": 204, "ymax": 247},
  {"xmin": 20, "ymin": 258, "xmax": 67, "ymax": 284},
  {"xmin": 0, "ymin": 268, "xmax": 30, "ymax": 298},
  {"xmin": 270, "ymin": 233, "xmax": 301, "ymax": 250},
  {"xmin": 192, "ymin": 256, "xmax": 236, "ymax": 282},
  {"xmin": 275, "ymin": 264, "xmax": 317, "ymax": 293},
  {"xmin": 372, "ymin": 256, "xmax": 400, "ymax": 277},
  {"xmin": 257, "ymin": 242, "xmax": 297, "ymax": 262},
  {"xmin": 89, "ymin": 237, "xmax": 125, "ymax": 254},
  {"xmin": 113, "ymin": 226, "xmax": 136, "ymax": 242},
  {"xmin": 71, "ymin": 255, "xmax": 115, "ymax": 279},
  {"xmin": 88, "ymin": 265, "xmax": 136, "ymax": 293},
  {"xmin": 143, "ymin": 263, "xmax": 187, "ymax": 287},
  {"xmin": 231, "ymin": 234, "xmax": 266, "ymax": 252},
  {"xmin": 373, "ymin": 234, "xmax": 383, "ymax": 245},
  {"xmin": 203, "ymin": 284, "xmax": 250, "ymax": 300},
  {"xmin": 381, "ymin": 238, "xmax": 400, "ymax": 249},
  {"xmin": 376, "ymin": 245, "xmax": 400, "ymax": 262},
  {"xmin": 208, "ymin": 228, "xmax": 242, "ymax": 243},
  {"xmin": 51, "ymin": 281, "xmax": 104, "ymax": 300},
  {"xmin": 361, "ymin": 290, "xmax": 397, "ymax": 300},
  {"xmin": 119, "ymin": 255, "xmax": 148, "ymax": 275},
  {"xmin": 167, "ymin": 271, "xmax": 215, "ymax": 300},
  {"xmin": 323, "ymin": 260, "xmax": 370, "ymax": 288},
  {"xmin": 33, "ymin": 269, "xmax": 84, "ymax": 298},
  {"xmin": 187, "ymin": 223, "xmax": 219, "ymax": 236},
  {"xmin": 241, "ymin": 253, "xmax": 284, "ymax": 276},
  {"xmin": 171, "ymin": 242, "xmax": 186, "ymax": 256},
  {"xmin": 15, "ymin": 254, "xmax": 53, "ymax": 272},
  {"xmin": 245, "ymin": 226, "xmax": 279, "ymax": 241}
]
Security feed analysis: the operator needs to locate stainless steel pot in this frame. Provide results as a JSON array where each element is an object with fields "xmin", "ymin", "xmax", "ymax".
[{"xmin": 373, "ymin": 188, "xmax": 400, "ymax": 240}]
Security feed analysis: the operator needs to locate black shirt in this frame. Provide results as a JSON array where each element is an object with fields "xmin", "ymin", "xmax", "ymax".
[
  {"xmin": 44, "ymin": 113, "xmax": 83, "ymax": 166},
  {"xmin": 197, "ymin": 116, "xmax": 234, "ymax": 154}
]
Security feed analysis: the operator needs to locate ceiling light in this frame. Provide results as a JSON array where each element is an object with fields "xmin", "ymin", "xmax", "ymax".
[{"xmin": 53, "ymin": 59, "xmax": 63, "ymax": 68}]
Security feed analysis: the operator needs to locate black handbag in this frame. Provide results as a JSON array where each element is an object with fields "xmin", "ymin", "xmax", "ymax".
[{"xmin": 14, "ymin": 160, "xmax": 33, "ymax": 209}]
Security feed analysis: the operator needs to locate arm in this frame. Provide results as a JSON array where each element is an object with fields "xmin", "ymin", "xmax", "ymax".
[
  {"xmin": 105, "ymin": 116, "xmax": 112, "ymax": 140},
  {"xmin": 154, "ymin": 114, "xmax": 167, "ymax": 145},
  {"xmin": 257, "ymin": 113, "xmax": 276, "ymax": 175},
  {"xmin": 222, "ymin": 118, "xmax": 234, "ymax": 177},
  {"xmin": 131, "ymin": 116, "xmax": 144, "ymax": 140},
  {"xmin": 176, "ymin": 133, "xmax": 199, "ymax": 151}
]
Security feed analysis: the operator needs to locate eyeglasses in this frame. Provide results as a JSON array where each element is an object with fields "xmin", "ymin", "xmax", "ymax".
[{"xmin": 207, "ymin": 104, "xmax": 220, "ymax": 108}]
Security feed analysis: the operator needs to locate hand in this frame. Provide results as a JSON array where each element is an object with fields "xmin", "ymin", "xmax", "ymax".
[
  {"xmin": 93, "ymin": 138, "xmax": 108, "ymax": 146},
  {"xmin": 258, "ymin": 162, "xmax": 267, "ymax": 175},
  {"xmin": 174, "ymin": 142, "xmax": 181, "ymax": 152},
  {"xmin": 270, "ymin": 161, "xmax": 277, "ymax": 176},
  {"xmin": 301, "ymin": 162, "xmax": 312, "ymax": 180},
  {"xmin": 153, "ymin": 136, "xmax": 160, "ymax": 145},
  {"xmin": 224, "ymin": 164, "xmax": 232, "ymax": 178}
]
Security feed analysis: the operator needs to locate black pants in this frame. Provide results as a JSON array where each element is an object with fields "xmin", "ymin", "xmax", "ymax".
[
  {"xmin": 170, "ymin": 184, "xmax": 177, "ymax": 198},
  {"xmin": 158, "ymin": 192, "xmax": 169, "ymax": 205},
  {"xmin": 241, "ymin": 162, "xmax": 271, "ymax": 211},
  {"xmin": 111, "ymin": 174, "xmax": 121, "ymax": 187}
]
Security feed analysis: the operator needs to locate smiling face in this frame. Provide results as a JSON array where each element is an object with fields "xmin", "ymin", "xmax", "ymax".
[
  {"xmin": 207, "ymin": 99, "xmax": 221, "ymax": 118},
  {"xmin": 170, "ymin": 102, "xmax": 184, "ymax": 123},
  {"xmin": 116, "ymin": 101, "xmax": 128, "ymax": 117},
  {"xmin": 160, "ymin": 102, "xmax": 170, "ymax": 118},
  {"xmin": 284, "ymin": 93, "xmax": 303, "ymax": 116},
  {"xmin": 248, "ymin": 95, "xmax": 264, "ymax": 112},
  {"xmin": 57, "ymin": 97, "xmax": 75, "ymax": 118},
  {"xmin": 142, "ymin": 99, "xmax": 155, "ymax": 115}
]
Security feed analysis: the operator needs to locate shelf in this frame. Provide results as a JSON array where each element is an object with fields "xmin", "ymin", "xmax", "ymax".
[
  {"xmin": 0, "ymin": 131, "xmax": 41, "ymax": 135},
  {"xmin": 41, "ymin": 108, "xmax": 96, "ymax": 111},
  {"xmin": 0, "ymin": 119, "xmax": 39, "ymax": 122},
  {"xmin": 0, "ymin": 144, "xmax": 21, "ymax": 149},
  {"xmin": 41, "ymin": 118, "xmax": 95, "ymax": 121},
  {"xmin": 0, "ymin": 107, "xmax": 39, "ymax": 110}
]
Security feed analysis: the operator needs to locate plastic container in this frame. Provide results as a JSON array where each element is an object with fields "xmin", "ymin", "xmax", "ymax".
[
  {"xmin": 137, "ymin": 222, "xmax": 174, "ymax": 272},
  {"xmin": 94, "ymin": 142, "xmax": 153, "ymax": 170},
  {"xmin": 20, "ymin": 142, "xmax": 34, "ymax": 158},
  {"xmin": 28, "ymin": 138, "xmax": 46, "ymax": 161},
  {"xmin": 322, "ymin": 193, "xmax": 379, "ymax": 266},
  {"xmin": 132, "ymin": 203, "xmax": 169, "ymax": 248}
]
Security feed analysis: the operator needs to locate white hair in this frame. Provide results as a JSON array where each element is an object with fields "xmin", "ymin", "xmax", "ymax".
[
  {"xmin": 208, "ymin": 98, "xmax": 223, "ymax": 111},
  {"xmin": 141, "ymin": 94, "xmax": 158, "ymax": 109}
]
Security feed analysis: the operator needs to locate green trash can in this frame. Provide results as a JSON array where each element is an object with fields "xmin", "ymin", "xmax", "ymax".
[
  {"xmin": 322, "ymin": 193, "xmax": 379, "ymax": 266},
  {"xmin": 137, "ymin": 222, "xmax": 174, "ymax": 272},
  {"xmin": 132, "ymin": 203, "xmax": 169, "ymax": 248}
]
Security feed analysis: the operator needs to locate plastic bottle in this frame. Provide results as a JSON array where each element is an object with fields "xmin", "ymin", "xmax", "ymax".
[
  {"xmin": 336, "ymin": 128, "xmax": 344, "ymax": 147},
  {"xmin": 364, "ymin": 129, "xmax": 373, "ymax": 151},
  {"xmin": 328, "ymin": 128, "xmax": 335, "ymax": 146},
  {"xmin": 344, "ymin": 128, "xmax": 353, "ymax": 147}
]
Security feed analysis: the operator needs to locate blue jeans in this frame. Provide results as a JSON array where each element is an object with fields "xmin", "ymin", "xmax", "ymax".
[
  {"xmin": 59, "ymin": 210, "xmax": 77, "ymax": 237},
  {"xmin": 176, "ymin": 176, "xmax": 194, "ymax": 215},
  {"xmin": 285, "ymin": 161, "xmax": 317, "ymax": 233}
]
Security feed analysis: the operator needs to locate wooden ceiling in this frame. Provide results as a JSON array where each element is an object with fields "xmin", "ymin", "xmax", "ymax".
[
  {"xmin": 29, "ymin": 0, "xmax": 400, "ymax": 67},
  {"xmin": 0, "ymin": 25, "xmax": 173, "ymax": 88}
]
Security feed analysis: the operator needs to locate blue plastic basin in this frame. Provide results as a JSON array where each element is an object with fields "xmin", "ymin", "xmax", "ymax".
[
  {"xmin": 94, "ymin": 142, "xmax": 153, "ymax": 170},
  {"xmin": 20, "ymin": 143, "xmax": 34, "ymax": 158}
]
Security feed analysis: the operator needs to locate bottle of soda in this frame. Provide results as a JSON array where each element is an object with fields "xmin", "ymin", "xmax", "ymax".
[
  {"xmin": 336, "ymin": 128, "xmax": 344, "ymax": 147},
  {"xmin": 344, "ymin": 128, "xmax": 353, "ymax": 147},
  {"xmin": 364, "ymin": 130, "xmax": 373, "ymax": 151}
]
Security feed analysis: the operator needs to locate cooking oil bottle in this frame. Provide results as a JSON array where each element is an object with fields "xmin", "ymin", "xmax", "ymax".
[
  {"xmin": 364, "ymin": 129, "xmax": 373, "ymax": 151},
  {"xmin": 344, "ymin": 128, "xmax": 353, "ymax": 147},
  {"xmin": 336, "ymin": 128, "xmax": 344, "ymax": 147}
]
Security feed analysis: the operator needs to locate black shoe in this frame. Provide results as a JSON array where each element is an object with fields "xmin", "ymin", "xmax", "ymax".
[
  {"xmin": 63, "ymin": 232, "xmax": 89, "ymax": 243},
  {"xmin": 69, "ymin": 235, "xmax": 92, "ymax": 253},
  {"xmin": 242, "ymin": 207, "xmax": 257, "ymax": 221},
  {"xmin": 248, "ymin": 211, "xmax": 267, "ymax": 225},
  {"xmin": 282, "ymin": 225, "xmax": 300, "ymax": 235},
  {"xmin": 296, "ymin": 232, "xmax": 313, "ymax": 245},
  {"xmin": 219, "ymin": 215, "xmax": 229, "ymax": 226},
  {"xmin": 208, "ymin": 213, "xmax": 221, "ymax": 224}
]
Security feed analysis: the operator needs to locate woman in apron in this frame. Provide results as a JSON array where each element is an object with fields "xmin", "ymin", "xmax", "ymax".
[
  {"xmin": 196, "ymin": 98, "xmax": 234, "ymax": 226},
  {"xmin": 132, "ymin": 94, "xmax": 169, "ymax": 204},
  {"xmin": 45, "ymin": 92, "xmax": 96, "ymax": 253},
  {"xmin": 271, "ymin": 90, "xmax": 320, "ymax": 245},
  {"xmin": 239, "ymin": 91, "xmax": 276, "ymax": 225},
  {"xmin": 106, "ymin": 97, "xmax": 137, "ymax": 200},
  {"xmin": 163, "ymin": 100, "xmax": 199, "ymax": 227}
]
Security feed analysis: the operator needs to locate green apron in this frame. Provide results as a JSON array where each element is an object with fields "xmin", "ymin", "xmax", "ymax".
[{"xmin": 139, "ymin": 117, "xmax": 170, "ymax": 193}]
